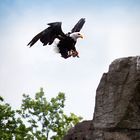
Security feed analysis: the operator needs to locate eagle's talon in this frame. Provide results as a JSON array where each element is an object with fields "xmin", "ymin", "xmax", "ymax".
[{"xmin": 71, "ymin": 50, "xmax": 79, "ymax": 57}]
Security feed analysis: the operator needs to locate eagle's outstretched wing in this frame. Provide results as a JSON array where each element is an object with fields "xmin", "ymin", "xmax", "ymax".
[
  {"xmin": 27, "ymin": 18, "xmax": 86, "ymax": 59},
  {"xmin": 27, "ymin": 22, "xmax": 65, "ymax": 47},
  {"xmin": 71, "ymin": 18, "xmax": 85, "ymax": 33}
]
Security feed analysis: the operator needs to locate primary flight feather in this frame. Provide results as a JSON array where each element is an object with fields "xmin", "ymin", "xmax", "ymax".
[{"xmin": 27, "ymin": 18, "xmax": 85, "ymax": 59}]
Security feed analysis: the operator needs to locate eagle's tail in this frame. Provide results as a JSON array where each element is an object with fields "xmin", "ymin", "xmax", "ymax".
[{"xmin": 27, "ymin": 32, "xmax": 42, "ymax": 47}]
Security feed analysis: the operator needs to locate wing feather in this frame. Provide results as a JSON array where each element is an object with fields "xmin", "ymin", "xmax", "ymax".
[
  {"xmin": 27, "ymin": 22, "xmax": 65, "ymax": 47},
  {"xmin": 71, "ymin": 18, "xmax": 85, "ymax": 33},
  {"xmin": 27, "ymin": 31, "xmax": 43, "ymax": 47}
]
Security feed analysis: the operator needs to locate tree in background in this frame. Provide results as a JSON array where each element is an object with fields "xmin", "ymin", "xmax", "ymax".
[
  {"xmin": 0, "ymin": 96, "xmax": 33, "ymax": 139},
  {"xmin": 0, "ymin": 88, "xmax": 82, "ymax": 140}
]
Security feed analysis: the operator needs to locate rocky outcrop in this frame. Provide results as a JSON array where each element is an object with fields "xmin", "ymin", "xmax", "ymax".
[{"xmin": 63, "ymin": 56, "xmax": 140, "ymax": 140}]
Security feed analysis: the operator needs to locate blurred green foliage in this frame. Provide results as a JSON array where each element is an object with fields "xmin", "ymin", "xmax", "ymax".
[{"xmin": 0, "ymin": 88, "xmax": 82, "ymax": 140}]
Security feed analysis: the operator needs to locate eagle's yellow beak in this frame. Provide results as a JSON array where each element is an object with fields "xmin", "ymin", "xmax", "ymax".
[{"xmin": 80, "ymin": 34, "xmax": 83, "ymax": 39}]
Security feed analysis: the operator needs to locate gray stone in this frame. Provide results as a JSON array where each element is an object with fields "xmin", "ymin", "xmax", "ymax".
[{"xmin": 63, "ymin": 56, "xmax": 140, "ymax": 140}]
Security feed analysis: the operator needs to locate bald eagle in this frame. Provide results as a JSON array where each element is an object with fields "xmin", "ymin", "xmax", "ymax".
[{"xmin": 27, "ymin": 18, "xmax": 85, "ymax": 59}]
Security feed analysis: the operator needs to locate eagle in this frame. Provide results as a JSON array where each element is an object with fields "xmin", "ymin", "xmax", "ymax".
[{"xmin": 27, "ymin": 18, "xmax": 85, "ymax": 59}]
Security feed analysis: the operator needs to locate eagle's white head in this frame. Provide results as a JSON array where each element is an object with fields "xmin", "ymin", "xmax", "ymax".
[{"xmin": 70, "ymin": 32, "xmax": 83, "ymax": 41}]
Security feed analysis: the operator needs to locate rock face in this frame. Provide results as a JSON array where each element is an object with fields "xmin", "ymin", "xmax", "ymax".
[{"xmin": 63, "ymin": 56, "xmax": 140, "ymax": 140}]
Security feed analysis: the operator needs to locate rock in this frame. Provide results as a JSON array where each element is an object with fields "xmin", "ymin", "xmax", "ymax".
[
  {"xmin": 63, "ymin": 120, "xmax": 93, "ymax": 140},
  {"xmin": 63, "ymin": 56, "xmax": 140, "ymax": 140},
  {"xmin": 94, "ymin": 56, "xmax": 140, "ymax": 129},
  {"xmin": 94, "ymin": 56, "xmax": 140, "ymax": 130}
]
